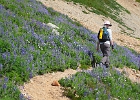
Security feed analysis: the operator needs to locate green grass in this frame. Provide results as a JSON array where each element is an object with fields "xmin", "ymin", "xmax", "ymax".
[
  {"xmin": 136, "ymin": 0, "xmax": 140, "ymax": 3},
  {"xmin": 65, "ymin": 0, "xmax": 133, "ymax": 32}
]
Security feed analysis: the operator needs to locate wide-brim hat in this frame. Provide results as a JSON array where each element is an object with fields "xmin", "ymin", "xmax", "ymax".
[{"xmin": 104, "ymin": 20, "xmax": 112, "ymax": 26}]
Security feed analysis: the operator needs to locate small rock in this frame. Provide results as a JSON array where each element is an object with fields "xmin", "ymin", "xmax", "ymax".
[
  {"xmin": 47, "ymin": 23, "xmax": 59, "ymax": 29},
  {"xmin": 52, "ymin": 29, "xmax": 59, "ymax": 35},
  {"xmin": 30, "ymin": 80, "xmax": 34, "ymax": 84},
  {"xmin": 136, "ymin": 74, "xmax": 140, "ymax": 77},
  {"xmin": 132, "ymin": 69, "xmax": 136, "ymax": 73},
  {"xmin": 51, "ymin": 80, "xmax": 60, "ymax": 86},
  {"xmin": 52, "ymin": 72, "xmax": 55, "ymax": 76}
]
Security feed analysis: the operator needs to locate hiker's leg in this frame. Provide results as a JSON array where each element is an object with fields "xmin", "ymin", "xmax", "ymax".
[
  {"xmin": 104, "ymin": 43, "xmax": 110, "ymax": 66},
  {"xmin": 100, "ymin": 44, "xmax": 106, "ymax": 64},
  {"xmin": 100, "ymin": 43, "xmax": 110, "ymax": 65}
]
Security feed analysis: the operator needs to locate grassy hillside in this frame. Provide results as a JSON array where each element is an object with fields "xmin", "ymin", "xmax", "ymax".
[
  {"xmin": 65, "ymin": 0, "xmax": 132, "ymax": 31},
  {"xmin": 136, "ymin": 0, "xmax": 140, "ymax": 3},
  {"xmin": 0, "ymin": 0, "xmax": 140, "ymax": 99}
]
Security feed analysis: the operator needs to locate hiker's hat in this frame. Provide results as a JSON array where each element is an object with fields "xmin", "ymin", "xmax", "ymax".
[{"xmin": 104, "ymin": 20, "xmax": 112, "ymax": 26}]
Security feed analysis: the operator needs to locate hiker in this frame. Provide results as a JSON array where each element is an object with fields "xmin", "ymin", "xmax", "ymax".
[{"xmin": 96, "ymin": 20, "xmax": 114, "ymax": 68}]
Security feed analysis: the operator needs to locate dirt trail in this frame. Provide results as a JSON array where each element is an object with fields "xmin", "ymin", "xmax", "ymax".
[
  {"xmin": 115, "ymin": 67, "xmax": 140, "ymax": 83},
  {"xmin": 19, "ymin": 0, "xmax": 140, "ymax": 100},
  {"xmin": 19, "ymin": 69, "xmax": 77, "ymax": 100}
]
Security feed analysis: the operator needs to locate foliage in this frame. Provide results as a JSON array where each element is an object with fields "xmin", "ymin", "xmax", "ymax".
[
  {"xmin": 136, "ymin": 0, "xmax": 140, "ymax": 3},
  {"xmin": 59, "ymin": 67, "xmax": 140, "ymax": 100},
  {"xmin": 0, "ymin": 0, "xmax": 140, "ymax": 99}
]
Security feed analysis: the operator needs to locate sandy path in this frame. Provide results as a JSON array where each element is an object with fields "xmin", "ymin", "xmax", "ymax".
[
  {"xmin": 19, "ymin": 69, "xmax": 77, "ymax": 100},
  {"xmin": 115, "ymin": 67, "xmax": 140, "ymax": 83}
]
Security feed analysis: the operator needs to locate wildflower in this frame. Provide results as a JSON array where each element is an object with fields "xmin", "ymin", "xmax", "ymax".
[
  {"xmin": 84, "ymin": 91, "xmax": 88, "ymax": 97},
  {"xmin": 29, "ymin": 72, "xmax": 33, "ymax": 79},
  {"xmin": 0, "ymin": 63, "xmax": 3, "ymax": 71},
  {"xmin": 17, "ymin": 0, "xmax": 21, "ymax": 2},
  {"xmin": 19, "ymin": 93, "xmax": 24, "ymax": 100},
  {"xmin": 2, "ymin": 83, "xmax": 7, "ymax": 89},
  {"xmin": 0, "ymin": 4, "xmax": 4, "ymax": 10},
  {"xmin": 4, "ymin": 77, "xmax": 9, "ymax": 83},
  {"xmin": 38, "ymin": 6, "xmax": 49, "ymax": 15},
  {"xmin": 20, "ymin": 47, "xmax": 26, "ymax": 55},
  {"xmin": 108, "ymin": 93, "xmax": 111, "ymax": 100},
  {"xmin": 2, "ymin": 52, "xmax": 7, "ymax": 60}
]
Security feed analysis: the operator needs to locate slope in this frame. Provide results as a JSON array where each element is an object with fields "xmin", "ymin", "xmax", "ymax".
[
  {"xmin": 39, "ymin": 0, "xmax": 140, "ymax": 53},
  {"xmin": 18, "ymin": 0, "xmax": 140, "ymax": 100}
]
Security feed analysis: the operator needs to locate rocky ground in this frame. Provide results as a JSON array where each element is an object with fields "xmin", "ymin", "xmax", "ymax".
[{"xmin": 19, "ymin": 0, "xmax": 140, "ymax": 100}]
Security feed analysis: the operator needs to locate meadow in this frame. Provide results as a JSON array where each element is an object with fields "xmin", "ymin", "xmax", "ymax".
[{"xmin": 0, "ymin": 0, "xmax": 140, "ymax": 99}]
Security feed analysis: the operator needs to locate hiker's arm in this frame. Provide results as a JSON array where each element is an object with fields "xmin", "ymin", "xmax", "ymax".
[
  {"xmin": 110, "ymin": 40, "xmax": 114, "ymax": 49},
  {"xmin": 108, "ymin": 29, "xmax": 114, "ymax": 48},
  {"xmin": 110, "ymin": 40, "xmax": 113, "ymax": 46}
]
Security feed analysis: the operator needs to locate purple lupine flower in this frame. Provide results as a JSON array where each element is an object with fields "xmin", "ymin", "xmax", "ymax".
[
  {"xmin": 2, "ymin": 52, "xmax": 7, "ymax": 60},
  {"xmin": 0, "ymin": 4, "xmax": 4, "ymax": 10},
  {"xmin": 0, "ymin": 63, "xmax": 3, "ymax": 71},
  {"xmin": 17, "ymin": 0, "xmax": 21, "ymax": 2},
  {"xmin": 29, "ymin": 46, "xmax": 35, "ymax": 51},
  {"xmin": 122, "ymin": 47, "xmax": 140, "ymax": 67},
  {"xmin": 2, "ymin": 52, "xmax": 10, "ymax": 60},
  {"xmin": 38, "ymin": 5, "xmax": 49, "ymax": 15},
  {"xmin": 2, "ymin": 83, "xmax": 7, "ymax": 89},
  {"xmin": 103, "ymin": 89, "xmax": 106, "ymax": 94},
  {"xmin": 4, "ymin": 77, "xmax": 9, "ymax": 83},
  {"xmin": 39, "ymin": 37, "xmax": 45, "ymax": 45},
  {"xmin": 31, "ymin": 30, "xmax": 39, "ymax": 40},
  {"xmin": 116, "ymin": 70, "xmax": 121, "ymax": 76},
  {"xmin": 36, "ymin": 21, "xmax": 44, "ymax": 28},
  {"xmin": 14, "ymin": 50, "xmax": 17, "ymax": 56},
  {"xmin": 108, "ymin": 93, "xmax": 111, "ymax": 100},
  {"xmin": 29, "ymin": 0, "xmax": 35, "ymax": 2},
  {"xmin": 19, "ymin": 93, "xmax": 24, "ymax": 100},
  {"xmin": 84, "ymin": 91, "xmax": 89, "ymax": 97},
  {"xmin": 29, "ymin": 72, "xmax": 33, "ymax": 79},
  {"xmin": 27, "ymin": 54, "xmax": 34, "ymax": 63},
  {"xmin": 20, "ymin": 47, "xmax": 26, "ymax": 55},
  {"xmin": 138, "ymin": 56, "xmax": 140, "ymax": 69},
  {"xmin": 96, "ymin": 97, "xmax": 99, "ymax": 100},
  {"xmin": 26, "ymin": 67, "xmax": 30, "ymax": 71},
  {"xmin": 0, "ymin": 25, "xmax": 4, "ymax": 36},
  {"xmin": 32, "ymin": 63, "xmax": 35, "ymax": 70},
  {"xmin": 102, "ymin": 71, "xmax": 109, "ymax": 77},
  {"xmin": 68, "ymin": 22, "xmax": 78, "ymax": 28},
  {"xmin": 90, "ymin": 34, "xmax": 98, "ymax": 41}
]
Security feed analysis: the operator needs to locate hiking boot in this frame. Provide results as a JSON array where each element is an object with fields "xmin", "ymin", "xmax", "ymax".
[
  {"xmin": 105, "ymin": 64, "xmax": 109, "ymax": 68},
  {"xmin": 104, "ymin": 62, "xmax": 110, "ymax": 68},
  {"xmin": 92, "ymin": 62, "xmax": 96, "ymax": 68},
  {"xmin": 97, "ymin": 63, "xmax": 104, "ymax": 67},
  {"xmin": 99, "ymin": 63, "xmax": 104, "ymax": 67}
]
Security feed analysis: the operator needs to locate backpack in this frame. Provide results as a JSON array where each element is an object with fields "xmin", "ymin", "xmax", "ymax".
[{"xmin": 97, "ymin": 27, "xmax": 110, "ymax": 42}]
